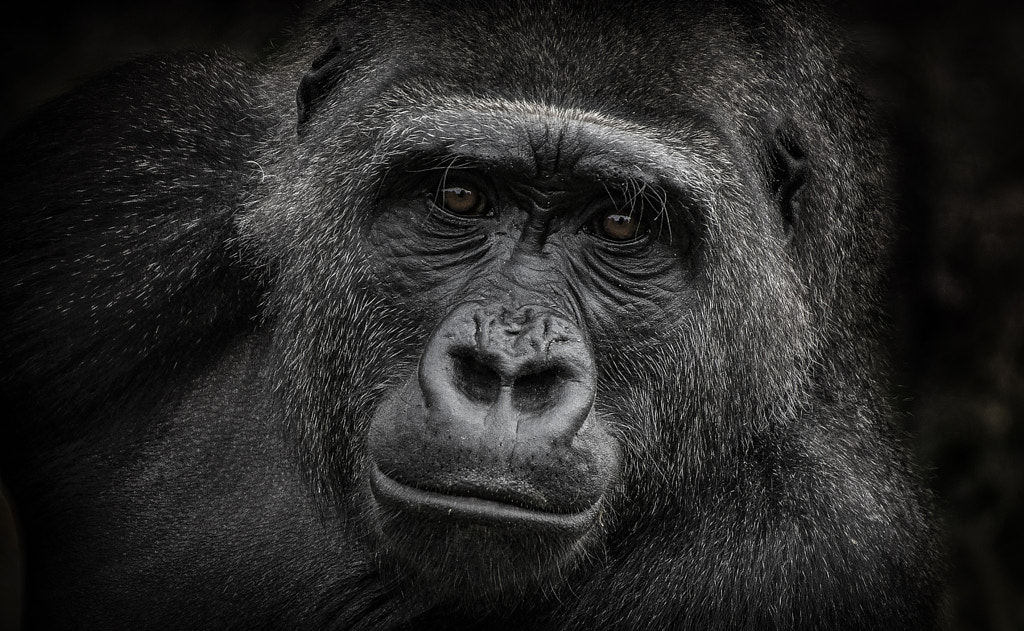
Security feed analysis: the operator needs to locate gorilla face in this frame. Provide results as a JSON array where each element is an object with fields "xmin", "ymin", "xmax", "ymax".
[
  {"xmin": 360, "ymin": 110, "xmax": 682, "ymax": 597},
  {"xmin": 250, "ymin": 75, "xmax": 811, "ymax": 602}
]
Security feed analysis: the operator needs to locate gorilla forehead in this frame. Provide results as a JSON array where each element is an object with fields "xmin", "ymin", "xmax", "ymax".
[
  {"xmin": 377, "ymin": 0, "xmax": 763, "ymax": 72},
  {"xmin": 305, "ymin": 0, "xmax": 782, "ymax": 125}
]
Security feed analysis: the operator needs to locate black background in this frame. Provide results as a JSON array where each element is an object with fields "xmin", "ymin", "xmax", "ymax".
[{"xmin": 1, "ymin": 2, "xmax": 1021, "ymax": 629}]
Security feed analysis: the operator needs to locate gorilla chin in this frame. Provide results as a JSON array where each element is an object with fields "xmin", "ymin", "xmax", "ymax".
[{"xmin": 366, "ymin": 465, "xmax": 612, "ymax": 604}]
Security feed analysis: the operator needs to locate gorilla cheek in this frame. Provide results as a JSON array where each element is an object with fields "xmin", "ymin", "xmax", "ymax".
[{"xmin": 364, "ymin": 302, "xmax": 622, "ymax": 585}]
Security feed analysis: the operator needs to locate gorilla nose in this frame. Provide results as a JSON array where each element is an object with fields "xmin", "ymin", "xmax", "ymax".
[{"xmin": 419, "ymin": 303, "xmax": 597, "ymax": 443}]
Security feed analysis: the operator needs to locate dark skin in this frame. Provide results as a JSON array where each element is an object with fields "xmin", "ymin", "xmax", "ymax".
[
  {"xmin": 0, "ymin": 1, "xmax": 944, "ymax": 629},
  {"xmin": 362, "ymin": 115, "xmax": 689, "ymax": 598}
]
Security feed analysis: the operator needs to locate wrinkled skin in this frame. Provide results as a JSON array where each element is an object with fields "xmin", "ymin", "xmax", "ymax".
[{"xmin": 0, "ymin": 1, "xmax": 944, "ymax": 629}]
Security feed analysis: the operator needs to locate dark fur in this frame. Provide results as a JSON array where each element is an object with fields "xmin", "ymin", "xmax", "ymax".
[{"xmin": 0, "ymin": 1, "xmax": 944, "ymax": 629}]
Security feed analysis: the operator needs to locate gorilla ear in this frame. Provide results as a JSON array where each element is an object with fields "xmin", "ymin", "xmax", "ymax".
[
  {"xmin": 297, "ymin": 34, "xmax": 351, "ymax": 128},
  {"xmin": 766, "ymin": 122, "xmax": 807, "ymax": 229}
]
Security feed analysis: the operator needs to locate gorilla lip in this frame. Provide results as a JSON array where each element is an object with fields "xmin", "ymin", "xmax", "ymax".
[{"xmin": 369, "ymin": 464, "xmax": 601, "ymax": 534}]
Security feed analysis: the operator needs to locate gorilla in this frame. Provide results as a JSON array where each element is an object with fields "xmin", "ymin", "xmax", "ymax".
[{"xmin": 0, "ymin": 0, "xmax": 945, "ymax": 629}]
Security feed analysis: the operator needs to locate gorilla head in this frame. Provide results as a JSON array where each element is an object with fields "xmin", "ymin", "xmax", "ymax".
[{"xmin": 0, "ymin": 1, "xmax": 943, "ymax": 629}]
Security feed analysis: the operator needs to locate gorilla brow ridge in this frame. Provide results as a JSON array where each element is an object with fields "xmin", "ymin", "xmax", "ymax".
[{"xmin": 369, "ymin": 98, "xmax": 724, "ymax": 231}]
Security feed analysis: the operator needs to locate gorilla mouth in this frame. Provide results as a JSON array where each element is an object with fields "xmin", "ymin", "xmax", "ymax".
[{"xmin": 369, "ymin": 464, "xmax": 602, "ymax": 533}]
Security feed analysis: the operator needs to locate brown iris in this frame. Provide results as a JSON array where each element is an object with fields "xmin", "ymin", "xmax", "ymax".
[
  {"xmin": 436, "ymin": 183, "xmax": 487, "ymax": 217},
  {"xmin": 596, "ymin": 212, "xmax": 647, "ymax": 242}
]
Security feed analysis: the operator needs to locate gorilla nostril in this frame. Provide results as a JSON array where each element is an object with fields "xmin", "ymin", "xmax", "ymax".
[
  {"xmin": 512, "ymin": 367, "xmax": 565, "ymax": 413},
  {"xmin": 450, "ymin": 350, "xmax": 501, "ymax": 405}
]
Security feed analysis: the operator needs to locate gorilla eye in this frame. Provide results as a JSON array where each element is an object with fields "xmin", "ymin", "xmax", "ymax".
[
  {"xmin": 593, "ymin": 212, "xmax": 648, "ymax": 242},
  {"xmin": 434, "ymin": 183, "xmax": 488, "ymax": 217}
]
